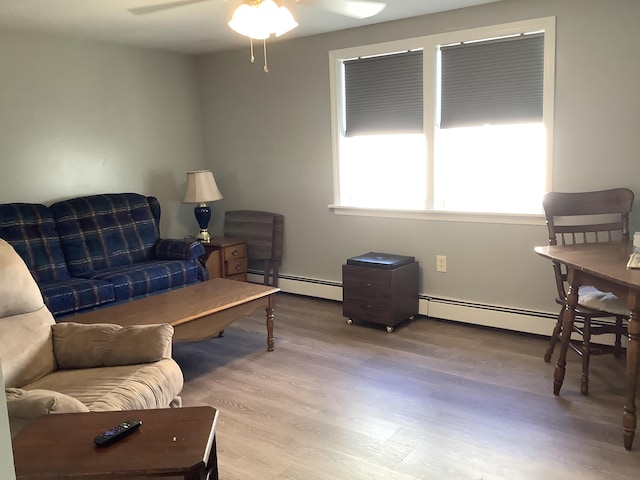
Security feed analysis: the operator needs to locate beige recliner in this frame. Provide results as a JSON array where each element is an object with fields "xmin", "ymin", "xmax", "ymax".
[{"xmin": 0, "ymin": 238, "xmax": 184, "ymax": 437}]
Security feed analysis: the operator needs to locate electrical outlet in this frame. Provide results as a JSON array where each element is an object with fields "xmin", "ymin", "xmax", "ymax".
[{"xmin": 436, "ymin": 255, "xmax": 447, "ymax": 272}]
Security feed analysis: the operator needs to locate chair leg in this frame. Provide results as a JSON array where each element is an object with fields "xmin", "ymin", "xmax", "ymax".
[
  {"xmin": 544, "ymin": 308, "xmax": 564, "ymax": 363},
  {"xmin": 271, "ymin": 262, "xmax": 280, "ymax": 288},
  {"xmin": 614, "ymin": 316, "xmax": 624, "ymax": 358},
  {"xmin": 263, "ymin": 260, "xmax": 271, "ymax": 286},
  {"xmin": 580, "ymin": 319, "xmax": 591, "ymax": 395}
]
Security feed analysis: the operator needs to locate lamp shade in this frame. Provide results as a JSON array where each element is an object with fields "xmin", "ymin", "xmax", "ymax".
[{"xmin": 183, "ymin": 170, "xmax": 223, "ymax": 204}]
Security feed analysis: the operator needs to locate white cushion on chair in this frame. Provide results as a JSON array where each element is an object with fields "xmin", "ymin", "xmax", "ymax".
[{"xmin": 578, "ymin": 285, "xmax": 629, "ymax": 316}]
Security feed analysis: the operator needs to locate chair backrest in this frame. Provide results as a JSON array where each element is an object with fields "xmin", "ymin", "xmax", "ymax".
[
  {"xmin": 542, "ymin": 188, "xmax": 634, "ymax": 300},
  {"xmin": 0, "ymin": 238, "xmax": 57, "ymax": 388},
  {"xmin": 0, "ymin": 203, "xmax": 72, "ymax": 283},
  {"xmin": 224, "ymin": 210, "xmax": 283, "ymax": 261},
  {"xmin": 50, "ymin": 193, "xmax": 161, "ymax": 276}
]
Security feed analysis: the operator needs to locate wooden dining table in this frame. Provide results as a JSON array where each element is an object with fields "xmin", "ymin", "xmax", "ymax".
[{"xmin": 535, "ymin": 241, "xmax": 640, "ymax": 450}]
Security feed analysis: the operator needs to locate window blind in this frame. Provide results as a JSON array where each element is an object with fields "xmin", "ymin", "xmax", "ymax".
[
  {"xmin": 344, "ymin": 50, "xmax": 423, "ymax": 137},
  {"xmin": 440, "ymin": 33, "xmax": 544, "ymax": 129}
]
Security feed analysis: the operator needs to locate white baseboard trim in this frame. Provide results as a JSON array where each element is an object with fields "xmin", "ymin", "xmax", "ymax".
[
  {"xmin": 426, "ymin": 298, "xmax": 556, "ymax": 337},
  {"xmin": 252, "ymin": 273, "xmax": 558, "ymax": 337}
]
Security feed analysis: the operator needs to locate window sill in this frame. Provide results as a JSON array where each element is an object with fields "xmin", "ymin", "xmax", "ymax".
[{"xmin": 328, "ymin": 204, "xmax": 545, "ymax": 225}]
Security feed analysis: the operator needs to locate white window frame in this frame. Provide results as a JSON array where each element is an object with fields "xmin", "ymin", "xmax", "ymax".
[{"xmin": 328, "ymin": 17, "xmax": 556, "ymax": 225}]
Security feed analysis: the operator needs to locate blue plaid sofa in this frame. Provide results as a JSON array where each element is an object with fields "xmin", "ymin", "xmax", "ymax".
[{"xmin": 0, "ymin": 193, "xmax": 206, "ymax": 319}]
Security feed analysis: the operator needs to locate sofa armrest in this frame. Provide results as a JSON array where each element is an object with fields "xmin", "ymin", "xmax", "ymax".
[
  {"xmin": 6, "ymin": 388, "xmax": 90, "ymax": 437},
  {"xmin": 155, "ymin": 238, "xmax": 205, "ymax": 262},
  {"xmin": 51, "ymin": 322, "xmax": 174, "ymax": 369}
]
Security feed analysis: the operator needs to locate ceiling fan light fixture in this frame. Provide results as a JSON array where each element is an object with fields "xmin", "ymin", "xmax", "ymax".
[
  {"xmin": 228, "ymin": 0, "xmax": 298, "ymax": 39},
  {"xmin": 274, "ymin": 4, "xmax": 299, "ymax": 37},
  {"xmin": 228, "ymin": 3, "xmax": 270, "ymax": 39}
]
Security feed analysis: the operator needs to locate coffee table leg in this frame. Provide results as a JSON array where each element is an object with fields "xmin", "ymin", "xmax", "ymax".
[{"xmin": 266, "ymin": 294, "xmax": 276, "ymax": 351}]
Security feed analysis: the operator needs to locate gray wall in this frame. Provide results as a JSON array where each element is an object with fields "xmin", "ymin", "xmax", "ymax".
[
  {"xmin": 0, "ymin": 28, "xmax": 207, "ymax": 238},
  {"xmin": 198, "ymin": 0, "xmax": 640, "ymax": 314},
  {"xmin": 0, "ymin": 0, "xmax": 638, "ymax": 468},
  {"xmin": 0, "ymin": 28, "xmax": 210, "ymax": 470}
]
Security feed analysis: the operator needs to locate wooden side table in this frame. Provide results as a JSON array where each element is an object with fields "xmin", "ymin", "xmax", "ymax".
[
  {"xmin": 12, "ymin": 406, "xmax": 219, "ymax": 480},
  {"xmin": 201, "ymin": 237, "xmax": 247, "ymax": 281}
]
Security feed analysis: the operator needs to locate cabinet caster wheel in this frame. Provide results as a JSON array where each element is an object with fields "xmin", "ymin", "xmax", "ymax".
[
  {"xmin": 346, "ymin": 318, "xmax": 353, "ymax": 325},
  {"xmin": 386, "ymin": 326, "xmax": 394, "ymax": 333}
]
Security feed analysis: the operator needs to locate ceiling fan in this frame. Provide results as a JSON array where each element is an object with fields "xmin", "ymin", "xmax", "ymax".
[
  {"xmin": 129, "ymin": 0, "xmax": 386, "ymax": 72},
  {"xmin": 128, "ymin": 0, "xmax": 387, "ymax": 21}
]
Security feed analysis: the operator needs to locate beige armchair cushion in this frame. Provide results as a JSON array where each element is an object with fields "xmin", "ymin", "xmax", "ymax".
[
  {"xmin": 25, "ymin": 360, "xmax": 184, "ymax": 412},
  {"xmin": 52, "ymin": 322, "xmax": 174, "ymax": 369}
]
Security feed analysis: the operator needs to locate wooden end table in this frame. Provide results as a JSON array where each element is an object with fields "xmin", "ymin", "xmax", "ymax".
[
  {"xmin": 201, "ymin": 237, "xmax": 248, "ymax": 281},
  {"xmin": 12, "ymin": 406, "xmax": 219, "ymax": 480}
]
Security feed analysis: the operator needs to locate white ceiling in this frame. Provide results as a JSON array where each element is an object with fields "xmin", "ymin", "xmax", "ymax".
[{"xmin": 0, "ymin": 0, "xmax": 503, "ymax": 54}]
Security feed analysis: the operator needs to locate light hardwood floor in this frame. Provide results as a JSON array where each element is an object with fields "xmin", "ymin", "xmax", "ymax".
[{"xmin": 172, "ymin": 293, "xmax": 640, "ymax": 480}]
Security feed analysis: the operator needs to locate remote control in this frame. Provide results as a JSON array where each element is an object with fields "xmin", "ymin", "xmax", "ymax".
[{"xmin": 93, "ymin": 420, "xmax": 142, "ymax": 447}]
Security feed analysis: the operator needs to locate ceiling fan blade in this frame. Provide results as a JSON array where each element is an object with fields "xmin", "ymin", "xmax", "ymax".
[
  {"xmin": 308, "ymin": 0, "xmax": 386, "ymax": 19},
  {"xmin": 128, "ymin": 0, "xmax": 212, "ymax": 16}
]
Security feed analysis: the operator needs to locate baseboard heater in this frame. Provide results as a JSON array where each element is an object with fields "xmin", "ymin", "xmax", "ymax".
[{"xmin": 248, "ymin": 271, "xmax": 563, "ymax": 337}]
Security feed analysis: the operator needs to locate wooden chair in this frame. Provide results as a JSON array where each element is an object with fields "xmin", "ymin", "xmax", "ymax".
[
  {"xmin": 224, "ymin": 210, "xmax": 284, "ymax": 287},
  {"xmin": 542, "ymin": 188, "xmax": 634, "ymax": 395}
]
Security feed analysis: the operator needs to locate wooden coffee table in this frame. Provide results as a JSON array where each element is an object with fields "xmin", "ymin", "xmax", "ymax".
[
  {"xmin": 12, "ymin": 406, "xmax": 219, "ymax": 479},
  {"xmin": 69, "ymin": 278, "xmax": 280, "ymax": 351}
]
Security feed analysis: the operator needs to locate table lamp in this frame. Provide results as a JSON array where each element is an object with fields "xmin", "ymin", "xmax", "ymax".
[{"xmin": 183, "ymin": 170, "xmax": 223, "ymax": 243}]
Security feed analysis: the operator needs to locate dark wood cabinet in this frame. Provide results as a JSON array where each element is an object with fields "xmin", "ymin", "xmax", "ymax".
[{"xmin": 342, "ymin": 257, "xmax": 419, "ymax": 332}]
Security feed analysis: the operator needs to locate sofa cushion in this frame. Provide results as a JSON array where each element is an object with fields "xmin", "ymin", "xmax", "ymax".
[
  {"xmin": 52, "ymin": 322, "xmax": 174, "ymax": 369},
  {"xmin": 50, "ymin": 193, "xmax": 160, "ymax": 276},
  {"xmin": 0, "ymin": 203, "xmax": 71, "ymax": 283},
  {"xmin": 79, "ymin": 260, "xmax": 201, "ymax": 301},
  {"xmin": 24, "ymin": 360, "xmax": 184, "ymax": 411},
  {"xmin": 41, "ymin": 278, "xmax": 116, "ymax": 318}
]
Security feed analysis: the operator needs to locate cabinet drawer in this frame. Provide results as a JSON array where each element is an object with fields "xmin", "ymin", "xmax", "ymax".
[
  {"xmin": 224, "ymin": 257, "xmax": 247, "ymax": 276},
  {"xmin": 223, "ymin": 243, "xmax": 246, "ymax": 262},
  {"xmin": 342, "ymin": 282, "xmax": 392, "ymax": 301},
  {"xmin": 343, "ymin": 265, "xmax": 391, "ymax": 287},
  {"xmin": 343, "ymin": 300, "xmax": 392, "ymax": 324}
]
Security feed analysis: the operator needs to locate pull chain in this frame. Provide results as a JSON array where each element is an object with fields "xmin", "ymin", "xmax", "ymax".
[
  {"xmin": 263, "ymin": 39, "xmax": 269, "ymax": 73},
  {"xmin": 250, "ymin": 38, "xmax": 255, "ymax": 63}
]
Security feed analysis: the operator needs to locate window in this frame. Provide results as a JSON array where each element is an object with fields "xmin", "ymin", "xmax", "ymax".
[{"xmin": 329, "ymin": 18, "xmax": 556, "ymax": 219}]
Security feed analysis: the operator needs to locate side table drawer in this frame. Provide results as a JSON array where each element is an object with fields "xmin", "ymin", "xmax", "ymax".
[
  {"xmin": 223, "ymin": 243, "xmax": 246, "ymax": 262},
  {"xmin": 225, "ymin": 257, "xmax": 247, "ymax": 277}
]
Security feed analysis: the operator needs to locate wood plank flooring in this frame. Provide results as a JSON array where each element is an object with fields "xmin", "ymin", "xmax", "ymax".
[{"xmin": 172, "ymin": 293, "xmax": 640, "ymax": 480}]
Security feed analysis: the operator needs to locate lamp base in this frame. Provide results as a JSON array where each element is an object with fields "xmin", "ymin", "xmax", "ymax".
[
  {"xmin": 193, "ymin": 204, "xmax": 212, "ymax": 243},
  {"xmin": 197, "ymin": 229, "xmax": 212, "ymax": 243}
]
